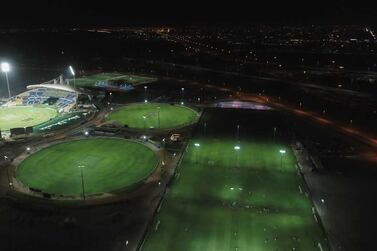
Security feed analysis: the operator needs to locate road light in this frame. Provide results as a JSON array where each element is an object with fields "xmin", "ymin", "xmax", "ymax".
[
  {"xmin": 69, "ymin": 65, "xmax": 76, "ymax": 88},
  {"xmin": 279, "ymin": 149, "xmax": 286, "ymax": 168},
  {"xmin": 1, "ymin": 62, "xmax": 11, "ymax": 99}
]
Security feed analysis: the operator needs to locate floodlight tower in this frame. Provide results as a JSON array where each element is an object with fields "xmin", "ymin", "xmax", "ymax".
[
  {"xmin": 144, "ymin": 86, "xmax": 148, "ymax": 102},
  {"xmin": 181, "ymin": 87, "xmax": 185, "ymax": 105},
  {"xmin": 234, "ymin": 145, "xmax": 241, "ymax": 167},
  {"xmin": 1, "ymin": 62, "xmax": 11, "ymax": 99},
  {"xmin": 69, "ymin": 65, "xmax": 75, "ymax": 88},
  {"xmin": 78, "ymin": 164, "xmax": 86, "ymax": 200},
  {"xmin": 279, "ymin": 149, "xmax": 286, "ymax": 168},
  {"xmin": 143, "ymin": 115, "xmax": 147, "ymax": 130},
  {"xmin": 194, "ymin": 142, "xmax": 200, "ymax": 163}
]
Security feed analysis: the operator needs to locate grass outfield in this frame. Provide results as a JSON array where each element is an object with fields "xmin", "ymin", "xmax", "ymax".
[
  {"xmin": 142, "ymin": 139, "xmax": 328, "ymax": 251},
  {"xmin": 107, "ymin": 103, "xmax": 198, "ymax": 129},
  {"xmin": 16, "ymin": 138, "xmax": 158, "ymax": 196},
  {"xmin": 72, "ymin": 72, "xmax": 157, "ymax": 87},
  {"xmin": 0, "ymin": 105, "xmax": 57, "ymax": 131}
]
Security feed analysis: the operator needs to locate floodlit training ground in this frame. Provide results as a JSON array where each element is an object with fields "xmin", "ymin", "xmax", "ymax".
[
  {"xmin": 16, "ymin": 138, "xmax": 158, "ymax": 196},
  {"xmin": 73, "ymin": 72, "xmax": 157, "ymax": 87},
  {"xmin": 0, "ymin": 105, "xmax": 57, "ymax": 131},
  {"xmin": 107, "ymin": 103, "xmax": 198, "ymax": 129},
  {"xmin": 143, "ymin": 139, "xmax": 328, "ymax": 250},
  {"xmin": 142, "ymin": 109, "xmax": 328, "ymax": 251}
]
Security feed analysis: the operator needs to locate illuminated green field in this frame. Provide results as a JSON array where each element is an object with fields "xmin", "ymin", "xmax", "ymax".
[
  {"xmin": 0, "ymin": 105, "xmax": 57, "ymax": 131},
  {"xmin": 73, "ymin": 72, "xmax": 156, "ymax": 87},
  {"xmin": 107, "ymin": 103, "xmax": 198, "ymax": 129},
  {"xmin": 142, "ymin": 138, "xmax": 328, "ymax": 251},
  {"xmin": 17, "ymin": 138, "xmax": 157, "ymax": 196}
]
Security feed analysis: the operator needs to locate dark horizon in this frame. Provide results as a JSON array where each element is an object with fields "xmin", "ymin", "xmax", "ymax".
[{"xmin": 1, "ymin": 1, "xmax": 377, "ymax": 27}]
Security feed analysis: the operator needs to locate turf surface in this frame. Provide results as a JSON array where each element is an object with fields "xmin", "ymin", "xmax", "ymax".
[
  {"xmin": 107, "ymin": 103, "xmax": 198, "ymax": 129},
  {"xmin": 0, "ymin": 105, "xmax": 57, "ymax": 131},
  {"xmin": 142, "ymin": 139, "xmax": 328, "ymax": 251},
  {"xmin": 16, "ymin": 138, "xmax": 157, "ymax": 196}
]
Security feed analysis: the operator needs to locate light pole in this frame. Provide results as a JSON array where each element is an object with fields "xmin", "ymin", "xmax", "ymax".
[
  {"xmin": 157, "ymin": 106, "xmax": 161, "ymax": 128},
  {"xmin": 279, "ymin": 149, "xmax": 286, "ymax": 168},
  {"xmin": 181, "ymin": 87, "xmax": 185, "ymax": 105},
  {"xmin": 236, "ymin": 124, "xmax": 240, "ymax": 142},
  {"xmin": 69, "ymin": 65, "xmax": 75, "ymax": 88},
  {"xmin": 1, "ymin": 62, "xmax": 11, "ymax": 99},
  {"xmin": 194, "ymin": 142, "xmax": 200, "ymax": 163},
  {"xmin": 3, "ymin": 156, "xmax": 12, "ymax": 189},
  {"xmin": 78, "ymin": 164, "xmax": 86, "ymax": 200},
  {"xmin": 143, "ymin": 115, "xmax": 147, "ymax": 131},
  {"xmin": 234, "ymin": 145, "xmax": 240, "ymax": 167},
  {"xmin": 144, "ymin": 86, "xmax": 148, "ymax": 102}
]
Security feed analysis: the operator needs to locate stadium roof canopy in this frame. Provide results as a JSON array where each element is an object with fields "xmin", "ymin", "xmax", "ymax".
[{"xmin": 27, "ymin": 84, "xmax": 76, "ymax": 92}]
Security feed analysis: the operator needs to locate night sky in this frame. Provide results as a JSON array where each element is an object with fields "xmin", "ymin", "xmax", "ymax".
[{"xmin": 1, "ymin": 0, "xmax": 377, "ymax": 27}]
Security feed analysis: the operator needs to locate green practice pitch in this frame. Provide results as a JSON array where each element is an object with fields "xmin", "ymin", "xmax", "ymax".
[
  {"xmin": 72, "ymin": 72, "xmax": 157, "ymax": 87},
  {"xmin": 16, "ymin": 138, "xmax": 158, "ymax": 196},
  {"xmin": 0, "ymin": 105, "xmax": 57, "ymax": 131},
  {"xmin": 142, "ymin": 139, "xmax": 328, "ymax": 251},
  {"xmin": 107, "ymin": 103, "xmax": 198, "ymax": 129}
]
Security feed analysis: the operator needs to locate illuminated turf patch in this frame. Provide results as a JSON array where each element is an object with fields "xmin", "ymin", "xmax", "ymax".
[
  {"xmin": 0, "ymin": 106, "xmax": 57, "ymax": 131},
  {"xmin": 16, "ymin": 138, "xmax": 158, "ymax": 196},
  {"xmin": 107, "ymin": 103, "xmax": 198, "ymax": 129}
]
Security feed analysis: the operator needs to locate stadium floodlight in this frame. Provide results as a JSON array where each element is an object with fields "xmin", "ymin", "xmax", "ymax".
[
  {"xmin": 68, "ymin": 66, "xmax": 76, "ymax": 89},
  {"xmin": 279, "ymin": 149, "xmax": 286, "ymax": 168},
  {"xmin": 1, "ymin": 62, "xmax": 10, "ymax": 73},
  {"xmin": 234, "ymin": 145, "xmax": 241, "ymax": 150},
  {"xmin": 142, "ymin": 115, "xmax": 147, "ymax": 130},
  {"xmin": 1, "ymin": 62, "xmax": 11, "ymax": 99},
  {"xmin": 69, "ymin": 65, "xmax": 75, "ymax": 76},
  {"xmin": 194, "ymin": 143, "xmax": 200, "ymax": 147},
  {"xmin": 84, "ymin": 130, "xmax": 89, "ymax": 136},
  {"xmin": 26, "ymin": 147, "xmax": 31, "ymax": 152}
]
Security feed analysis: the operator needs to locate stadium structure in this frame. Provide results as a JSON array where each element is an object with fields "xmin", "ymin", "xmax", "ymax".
[{"xmin": 0, "ymin": 75, "xmax": 79, "ymax": 139}]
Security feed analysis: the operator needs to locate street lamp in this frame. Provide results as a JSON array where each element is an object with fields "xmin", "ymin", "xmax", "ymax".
[
  {"xmin": 1, "ymin": 62, "xmax": 11, "ymax": 99},
  {"xmin": 69, "ymin": 65, "xmax": 75, "ymax": 88},
  {"xmin": 279, "ymin": 149, "xmax": 286, "ymax": 168}
]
